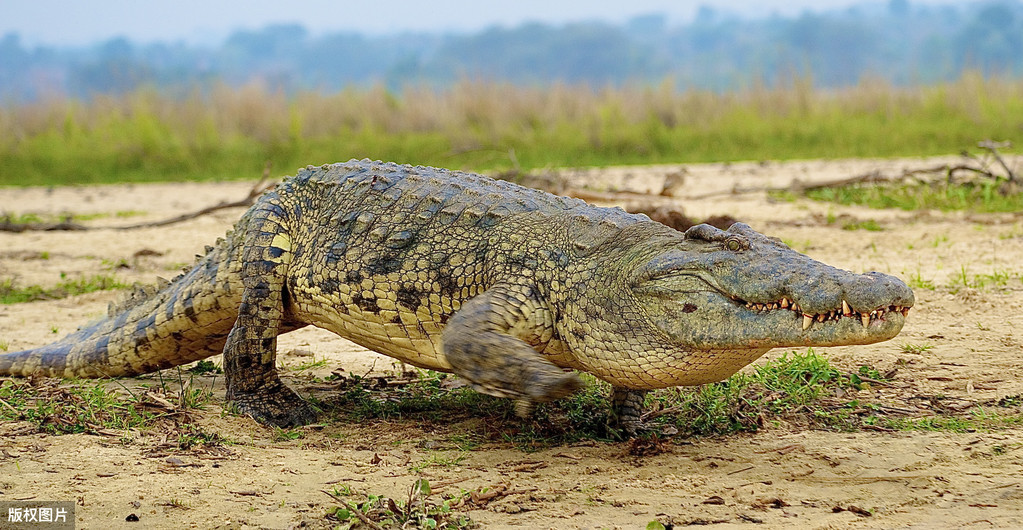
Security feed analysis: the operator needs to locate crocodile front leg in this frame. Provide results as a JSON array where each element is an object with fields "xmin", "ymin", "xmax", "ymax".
[
  {"xmin": 223, "ymin": 201, "xmax": 317, "ymax": 427},
  {"xmin": 442, "ymin": 284, "xmax": 581, "ymax": 405}
]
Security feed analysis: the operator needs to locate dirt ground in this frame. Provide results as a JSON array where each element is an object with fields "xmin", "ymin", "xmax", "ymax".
[{"xmin": 1, "ymin": 157, "xmax": 1022, "ymax": 529}]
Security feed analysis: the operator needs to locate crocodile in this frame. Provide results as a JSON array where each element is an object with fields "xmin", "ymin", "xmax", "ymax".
[{"xmin": 0, "ymin": 160, "xmax": 914, "ymax": 431}]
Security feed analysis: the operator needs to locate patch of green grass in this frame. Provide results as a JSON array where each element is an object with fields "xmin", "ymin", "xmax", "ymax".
[
  {"xmin": 324, "ymin": 370, "xmax": 510, "ymax": 423},
  {"xmin": 322, "ymin": 350, "xmax": 1021, "ymax": 446},
  {"xmin": 186, "ymin": 360, "xmax": 222, "ymax": 375},
  {"xmin": 409, "ymin": 452, "xmax": 469, "ymax": 473},
  {"xmin": 1, "ymin": 210, "xmax": 146, "ymax": 225},
  {"xmin": 176, "ymin": 425, "xmax": 227, "ymax": 450},
  {"xmin": 972, "ymin": 269, "xmax": 1016, "ymax": 289},
  {"xmin": 900, "ymin": 342, "xmax": 934, "ymax": 354},
  {"xmin": 951, "ymin": 265, "xmax": 972, "ymax": 292},
  {"xmin": 643, "ymin": 349, "xmax": 877, "ymax": 436},
  {"xmin": 272, "ymin": 427, "xmax": 304, "ymax": 442},
  {"xmin": 325, "ymin": 479, "xmax": 473, "ymax": 529},
  {"xmin": 491, "ymin": 349, "xmax": 888, "ymax": 445},
  {"xmin": 446, "ymin": 433, "xmax": 484, "ymax": 452},
  {"xmin": 71, "ymin": 212, "xmax": 110, "ymax": 222},
  {"xmin": 870, "ymin": 414, "xmax": 978, "ymax": 432},
  {"xmin": 841, "ymin": 219, "xmax": 884, "ymax": 231},
  {"xmin": 907, "ymin": 270, "xmax": 936, "ymax": 290},
  {"xmin": 805, "ymin": 180, "xmax": 1023, "ymax": 213},
  {"xmin": 150, "ymin": 366, "xmax": 217, "ymax": 411},
  {"xmin": 0, "ymin": 274, "xmax": 128, "ymax": 304},
  {"xmin": 292, "ymin": 358, "xmax": 329, "ymax": 372},
  {"xmin": 0, "ymin": 379, "xmax": 159, "ymax": 434},
  {"xmin": 947, "ymin": 266, "xmax": 1021, "ymax": 292},
  {"xmin": 865, "ymin": 395, "xmax": 1023, "ymax": 433}
]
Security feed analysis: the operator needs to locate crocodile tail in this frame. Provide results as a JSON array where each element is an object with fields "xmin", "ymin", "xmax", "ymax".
[{"xmin": 0, "ymin": 241, "xmax": 242, "ymax": 379}]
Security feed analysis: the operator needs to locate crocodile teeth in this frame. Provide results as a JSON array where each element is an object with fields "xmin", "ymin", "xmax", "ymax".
[
  {"xmin": 817, "ymin": 314, "xmax": 827, "ymax": 323},
  {"xmin": 861, "ymin": 312, "xmax": 870, "ymax": 327},
  {"xmin": 901, "ymin": 307, "xmax": 910, "ymax": 316},
  {"xmin": 780, "ymin": 298, "xmax": 789, "ymax": 309},
  {"xmin": 842, "ymin": 300, "xmax": 852, "ymax": 316},
  {"xmin": 802, "ymin": 314, "xmax": 813, "ymax": 330}
]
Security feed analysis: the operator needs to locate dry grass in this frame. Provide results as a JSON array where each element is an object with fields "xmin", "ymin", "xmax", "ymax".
[{"xmin": 2, "ymin": 73, "xmax": 1021, "ymax": 185}]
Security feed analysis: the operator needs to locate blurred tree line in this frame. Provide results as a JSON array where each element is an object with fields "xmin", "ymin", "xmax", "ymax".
[{"xmin": 2, "ymin": 0, "xmax": 1022, "ymax": 101}]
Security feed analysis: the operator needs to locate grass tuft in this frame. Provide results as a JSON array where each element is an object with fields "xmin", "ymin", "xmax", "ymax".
[
  {"xmin": 804, "ymin": 179, "xmax": 1023, "ymax": 213},
  {"xmin": 322, "ymin": 350, "xmax": 914, "ymax": 446},
  {"xmin": 325, "ymin": 479, "xmax": 474, "ymax": 529},
  {"xmin": 2, "ymin": 74, "xmax": 1022, "ymax": 186},
  {"xmin": 0, "ymin": 274, "xmax": 128, "ymax": 304},
  {"xmin": 0, "ymin": 378, "xmax": 158, "ymax": 434}
]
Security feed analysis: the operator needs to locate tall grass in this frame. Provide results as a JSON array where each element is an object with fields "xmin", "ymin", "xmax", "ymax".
[{"xmin": 1, "ymin": 73, "xmax": 1021, "ymax": 186}]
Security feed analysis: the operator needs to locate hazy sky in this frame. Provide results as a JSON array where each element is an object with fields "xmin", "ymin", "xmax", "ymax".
[{"xmin": 2, "ymin": 0, "xmax": 972, "ymax": 47}]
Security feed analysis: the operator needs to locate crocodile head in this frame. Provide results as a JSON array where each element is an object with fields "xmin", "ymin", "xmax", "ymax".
[{"xmin": 625, "ymin": 222, "xmax": 914, "ymax": 384}]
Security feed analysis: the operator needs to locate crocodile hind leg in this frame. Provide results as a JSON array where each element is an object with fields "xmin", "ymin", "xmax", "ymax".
[
  {"xmin": 610, "ymin": 387, "xmax": 649, "ymax": 436},
  {"xmin": 442, "ymin": 284, "xmax": 581, "ymax": 406},
  {"xmin": 223, "ymin": 202, "xmax": 317, "ymax": 427}
]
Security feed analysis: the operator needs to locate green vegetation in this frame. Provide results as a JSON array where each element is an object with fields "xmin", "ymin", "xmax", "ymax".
[
  {"xmin": 0, "ymin": 274, "xmax": 128, "ymax": 304},
  {"xmin": 326, "ymin": 479, "xmax": 474, "ymax": 529},
  {"xmin": 409, "ymin": 452, "xmax": 470, "ymax": 473},
  {"xmin": 804, "ymin": 179, "xmax": 1023, "ymax": 213},
  {"xmin": 0, "ymin": 210, "xmax": 146, "ymax": 225},
  {"xmin": 2, "ymin": 74, "xmax": 1021, "ymax": 186},
  {"xmin": 291, "ymin": 357, "xmax": 330, "ymax": 372},
  {"xmin": 907, "ymin": 270, "xmax": 937, "ymax": 290},
  {"xmin": 0, "ymin": 379, "xmax": 157, "ymax": 434},
  {"xmin": 322, "ymin": 349, "xmax": 1023, "ymax": 445},
  {"xmin": 840, "ymin": 219, "xmax": 884, "ymax": 231},
  {"xmin": 900, "ymin": 342, "xmax": 934, "ymax": 354},
  {"xmin": 323, "ymin": 370, "xmax": 509, "ymax": 423},
  {"xmin": 187, "ymin": 359, "xmax": 222, "ymax": 375},
  {"xmin": 648, "ymin": 349, "xmax": 878, "ymax": 437},
  {"xmin": 0, "ymin": 364, "xmax": 221, "ymax": 446},
  {"xmin": 944, "ymin": 266, "xmax": 1022, "ymax": 293},
  {"xmin": 272, "ymin": 427, "xmax": 304, "ymax": 442}
]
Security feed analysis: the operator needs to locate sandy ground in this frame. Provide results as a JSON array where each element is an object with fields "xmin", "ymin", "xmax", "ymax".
[{"xmin": 1, "ymin": 157, "xmax": 1022, "ymax": 529}]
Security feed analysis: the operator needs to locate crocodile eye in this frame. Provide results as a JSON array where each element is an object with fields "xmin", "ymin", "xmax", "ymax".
[{"xmin": 725, "ymin": 237, "xmax": 743, "ymax": 251}]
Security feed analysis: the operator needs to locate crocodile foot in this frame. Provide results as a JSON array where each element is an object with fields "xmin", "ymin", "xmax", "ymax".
[
  {"xmin": 610, "ymin": 387, "xmax": 650, "ymax": 438},
  {"xmin": 229, "ymin": 381, "xmax": 318, "ymax": 427},
  {"xmin": 513, "ymin": 370, "xmax": 582, "ymax": 418}
]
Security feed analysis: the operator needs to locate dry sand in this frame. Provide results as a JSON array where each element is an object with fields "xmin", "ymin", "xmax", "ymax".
[{"xmin": 1, "ymin": 157, "xmax": 1022, "ymax": 529}]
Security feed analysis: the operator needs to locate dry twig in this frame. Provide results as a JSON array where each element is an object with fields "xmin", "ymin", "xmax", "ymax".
[{"xmin": 1, "ymin": 162, "xmax": 275, "ymax": 233}]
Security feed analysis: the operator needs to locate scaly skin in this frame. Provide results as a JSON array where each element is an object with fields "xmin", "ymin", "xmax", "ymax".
[{"xmin": 0, "ymin": 160, "xmax": 915, "ymax": 430}]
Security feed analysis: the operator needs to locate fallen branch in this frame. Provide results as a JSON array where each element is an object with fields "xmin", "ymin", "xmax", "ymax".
[
  {"xmin": 978, "ymin": 139, "xmax": 1018, "ymax": 184},
  {"xmin": 319, "ymin": 490, "xmax": 385, "ymax": 530},
  {"xmin": 113, "ymin": 174, "xmax": 274, "ymax": 230},
  {"xmin": 455, "ymin": 484, "xmax": 538, "ymax": 508},
  {"xmin": 1, "ymin": 162, "xmax": 275, "ymax": 233},
  {"xmin": 685, "ymin": 148, "xmax": 1017, "ymax": 200}
]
